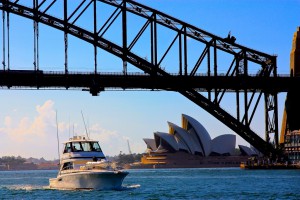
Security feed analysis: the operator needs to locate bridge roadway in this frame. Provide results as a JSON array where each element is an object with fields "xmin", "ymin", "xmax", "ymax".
[{"xmin": 0, "ymin": 70, "xmax": 297, "ymax": 95}]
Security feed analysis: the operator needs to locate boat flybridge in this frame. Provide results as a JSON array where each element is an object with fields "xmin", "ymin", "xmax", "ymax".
[{"xmin": 49, "ymin": 135, "xmax": 129, "ymax": 190}]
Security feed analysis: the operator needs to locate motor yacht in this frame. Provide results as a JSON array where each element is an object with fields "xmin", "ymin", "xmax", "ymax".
[{"xmin": 49, "ymin": 135, "xmax": 129, "ymax": 190}]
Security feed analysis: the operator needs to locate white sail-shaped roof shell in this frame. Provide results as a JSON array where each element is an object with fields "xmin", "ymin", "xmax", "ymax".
[
  {"xmin": 143, "ymin": 114, "xmax": 239, "ymax": 157},
  {"xmin": 182, "ymin": 114, "xmax": 212, "ymax": 156},
  {"xmin": 184, "ymin": 127, "xmax": 204, "ymax": 156},
  {"xmin": 211, "ymin": 134, "xmax": 236, "ymax": 155},
  {"xmin": 173, "ymin": 137, "xmax": 190, "ymax": 153},
  {"xmin": 238, "ymin": 145, "xmax": 257, "ymax": 156},
  {"xmin": 154, "ymin": 129, "xmax": 191, "ymax": 153},
  {"xmin": 143, "ymin": 138, "xmax": 157, "ymax": 151},
  {"xmin": 154, "ymin": 132, "xmax": 179, "ymax": 152},
  {"xmin": 250, "ymin": 145, "xmax": 263, "ymax": 157},
  {"xmin": 168, "ymin": 122, "xmax": 201, "ymax": 155}
]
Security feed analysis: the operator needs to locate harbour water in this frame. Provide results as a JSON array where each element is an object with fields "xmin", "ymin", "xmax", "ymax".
[{"xmin": 0, "ymin": 168, "xmax": 299, "ymax": 200}]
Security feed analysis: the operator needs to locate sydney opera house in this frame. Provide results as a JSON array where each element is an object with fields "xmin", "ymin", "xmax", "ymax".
[{"xmin": 134, "ymin": 114, "xmax": 257, "ymax": 168}]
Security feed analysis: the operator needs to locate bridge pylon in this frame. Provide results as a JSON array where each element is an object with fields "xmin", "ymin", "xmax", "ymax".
[{"xmin": 280, "ymin": 27, "xmax": 300, "ymax": 161}]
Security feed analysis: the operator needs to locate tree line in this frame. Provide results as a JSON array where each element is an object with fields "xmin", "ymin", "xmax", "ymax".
[{"xmin": 0, "ymin": 156, "xmax": 26, "ymax": 165}]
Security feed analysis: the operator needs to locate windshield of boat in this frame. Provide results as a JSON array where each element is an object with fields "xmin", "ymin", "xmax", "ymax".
[
  {"xmin": 63, "ymin": 141, "xmax": 102, "ymax": 152},
  {"xmin": 72, "ymin": 142, "xmax": 83, "ymax": 151},
  {"xmin": 64, "ymin": 143, "xmax": 72, "ymax": 153},
  {"xmin": 91, "ymin": 142, "xmax": 102, "ymax": 152}
]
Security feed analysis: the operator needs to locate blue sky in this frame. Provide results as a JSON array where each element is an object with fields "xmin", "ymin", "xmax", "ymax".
[{"xmin": 0, "ymin": 0, "xmax": 299, "ymax": 160}]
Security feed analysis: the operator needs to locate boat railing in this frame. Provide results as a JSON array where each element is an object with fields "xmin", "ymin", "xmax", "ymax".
[
  {"xmin": 59, "ymin": 160, "xmax": 125, "ymax": 173},
  {"xmin": 60, "ymin": 168, "xmax": 79, "ymax": 174}
]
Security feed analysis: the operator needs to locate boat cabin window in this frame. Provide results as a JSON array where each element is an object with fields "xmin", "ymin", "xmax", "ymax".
[
  {"xmin": 62, "ymin": 162, "xmax": 73, "ymax": 170},
  {"xmin": 63, "ymin": 143, "xmax": 72, "ymax": 153},
  {"xmin": 74, "ymin": 142, "xmax": 102, "ymax": 152},
  {"xmin": 72, "ymin": 142, "xmax": 83, "ymax": 152},
  {"xmin": 63, "ymin": 141, "xmax": 102, "ymax": 152},
  {"xmin": 81, "ymin": 142, "xmax": 93, "ymax": 151},
  {"xmin": 91, "ymin": 142, "xmax": 102, "ymax": 152}
]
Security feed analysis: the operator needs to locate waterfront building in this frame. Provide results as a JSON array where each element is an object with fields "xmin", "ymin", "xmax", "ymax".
[
  {"xmin": 133, "ymin": 114, "xmax": 250, "ymax": 168},
  {"xmin": 284, "ymin": 130, "xmax": 300, "ymax": 162}
]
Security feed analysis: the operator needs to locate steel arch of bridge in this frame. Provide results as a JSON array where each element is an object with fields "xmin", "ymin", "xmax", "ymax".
[{"xmin": 0, "ymin": 0, "xmax": 279, "ymax": 156}]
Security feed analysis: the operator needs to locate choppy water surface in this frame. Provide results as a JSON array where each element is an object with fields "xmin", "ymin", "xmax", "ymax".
[{"xmin": 0, "ymin": 168, "xmax": 299, "ymax": 200}]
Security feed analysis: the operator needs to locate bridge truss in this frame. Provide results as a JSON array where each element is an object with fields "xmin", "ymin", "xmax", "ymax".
[{"xmin": 0, "ymin": 0, "xmax": 290, "ymax": 157}]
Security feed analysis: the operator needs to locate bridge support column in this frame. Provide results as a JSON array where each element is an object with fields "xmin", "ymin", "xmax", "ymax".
[{"xmin": 280, "ymin": 27, "xmax": 300, "ymax": 143}]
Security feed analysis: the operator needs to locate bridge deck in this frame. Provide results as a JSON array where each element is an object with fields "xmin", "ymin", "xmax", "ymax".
[{"xmin": 0, "ymin": 70, "xmax": 296, "ymax": 93}]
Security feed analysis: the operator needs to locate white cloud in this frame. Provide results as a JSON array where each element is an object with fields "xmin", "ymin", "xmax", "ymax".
[
  {"xmin": 4, "ymin": 116, "xmax": 12, "ymax": 127},
  {"xmin": 0, "ymin": 100, "xmax": 57, "ymax": 158},
  {"xmin": 1, "ymin": 100, "xmax": 56, "ymax": 143},
  {"xmin": 86, "ymin": 124, "xmax": 128, "ymax": 156},
  {"xmin": 0, "ymin": 100, "xmax": 131, "ymax": 159}
]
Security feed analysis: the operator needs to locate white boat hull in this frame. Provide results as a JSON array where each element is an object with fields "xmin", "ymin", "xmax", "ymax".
[{"xmin": 49, "ymin": 170, "xmax": 129, "ymax": 190}]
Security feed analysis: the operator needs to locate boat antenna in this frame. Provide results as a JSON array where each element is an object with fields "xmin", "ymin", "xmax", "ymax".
[
  {"xmin": 81, "ymin": 110, "xmax": 89, "ymax": 138},
  {"xmin": 55, "ymin": 110, "xmax": 61, "ymax": 166},
  {"xmin": 68, "ymin": 116, "xmax": 70, "ymax": 139},
  {"xmin": 73, "ymin": 124, "xmax": 75, "ymax": 137}
]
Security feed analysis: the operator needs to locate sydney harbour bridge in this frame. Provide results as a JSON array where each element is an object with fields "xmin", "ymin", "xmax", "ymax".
[{"xmin": 0, "ymin": 0, "xmax": 299, "ymax": 158}]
